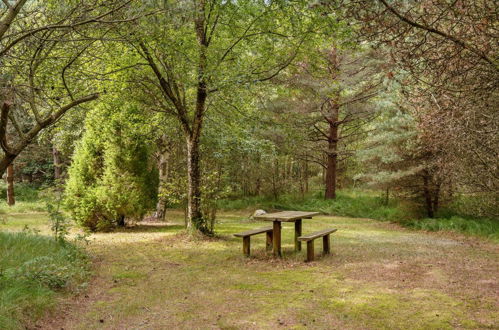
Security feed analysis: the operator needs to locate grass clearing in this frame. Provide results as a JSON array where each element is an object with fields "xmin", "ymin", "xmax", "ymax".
[{"xmin": 23, "ymin": 210, "xmax": 497, "ymax": 329}]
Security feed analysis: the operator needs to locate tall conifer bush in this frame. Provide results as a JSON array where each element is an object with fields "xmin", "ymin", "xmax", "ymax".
[{"xmin": 65, "ymin": 99, "xmax": 158, "ymax": 231}]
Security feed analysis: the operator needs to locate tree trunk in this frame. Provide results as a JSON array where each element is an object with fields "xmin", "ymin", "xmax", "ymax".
[
  {"xmin": 433, "ymin": 183, "xmax": 440, "ymax": 215},
  {"xmin": 155, "ymin": 143, "xmax": 170, "ymax": 221},
  {"xmin": 304, "ymin": 158, "xmax": 309, "ymax": 194},
  {"xmin": 325, "ymin": 110, "xmax": 339, "ymax": 199},
  {"xmin": 52, "ymin": 147, "xmax": 62, "ymax": 180},
  {"xmin": 6, "ymin": 163, "xmax": 14, "ymax": 206},
  {"xmin": 423, "ymin": 173, "xmax": 434, "ymax": 218},
  {"xmin": 117, "ymin": 214, "xmax": 125, "ymax": 227},
  {"xmin": 324, "ymin": 47, "xmax": 340, "ymax": 200},
  {"xmin": 186, "ymin": 136, "xmax": 203, "ymax": 230}
]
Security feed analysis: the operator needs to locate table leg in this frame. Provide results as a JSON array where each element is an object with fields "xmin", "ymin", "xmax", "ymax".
[
  {"xmin": 323, "ymin": 234, "xmax": 331, "ymax": 255},
  {"xmin": 294, "ymin": 219, "xmax": 302, "ymax": 252},
  {"xmin": 273, "ymin": 221, "xmax": 281, "ymax": 257}
]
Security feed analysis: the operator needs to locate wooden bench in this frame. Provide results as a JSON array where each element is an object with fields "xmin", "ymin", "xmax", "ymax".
[
  {"xmin": 233, "ymin": 226, "xmax": 273, "ymax": 257},
  {"xmin": 298, "ymin": 228, "xmax": 337, "ymax": 262}
]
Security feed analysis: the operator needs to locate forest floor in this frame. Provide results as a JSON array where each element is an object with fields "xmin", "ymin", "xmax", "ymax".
[{"xmin": 3, "ymin": 210, "xmax": 498, "ymax": 329}]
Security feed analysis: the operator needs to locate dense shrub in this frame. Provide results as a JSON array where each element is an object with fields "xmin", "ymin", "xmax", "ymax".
[{"xmin": 65, "ymin": 100, "xmax": 158, "ymax": 231}]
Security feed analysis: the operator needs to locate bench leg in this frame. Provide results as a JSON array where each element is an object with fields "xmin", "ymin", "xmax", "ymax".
[
  {"xmin": 266, "ymin": 231, "xmax": 273, "ymax": 251},
  {"xmin": 306, "ymin": 240, "xmax": 315, "ymax": 262},
  {"xmin": 323, "ymin": 234, "xmax": 330, "ymax": 255},
  {"xmin": 294, "ymin": 219, "xmax": 302, "ymax": 252},
  {"xmin": 273, "ymin": 221, "xmax": 282, "ymax": 257},
  {"xmin": 243, "ymin": 236, "xmax": 250, "ymax": 257}
]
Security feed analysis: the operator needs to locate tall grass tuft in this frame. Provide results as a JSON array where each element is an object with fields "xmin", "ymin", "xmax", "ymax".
[
  {"xmin": 404, "ymin": 216, "xmax": 499, "ymax": 241},
  {"xmin": 0, "ymin": 232, "xmax": 89, "ymax": 329}
]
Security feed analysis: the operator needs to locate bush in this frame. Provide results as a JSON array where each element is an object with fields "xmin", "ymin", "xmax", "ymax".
[
  {"xmin": 0, "ymin": 232, "xmax": 89, "ymax": 329},
  {"xmin": 65, "ymin": 100, "xmax": 158, "ymax": 231}
]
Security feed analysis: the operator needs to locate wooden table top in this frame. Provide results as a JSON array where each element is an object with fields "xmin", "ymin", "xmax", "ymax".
[{"xmin": 254, "ymin": 211, "xmax": 320, "ymax": 222}]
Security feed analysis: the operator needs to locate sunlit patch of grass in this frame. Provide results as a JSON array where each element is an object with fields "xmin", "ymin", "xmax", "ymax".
[
  {"xmin": 0, "ymin": 201, "xmax": 46, "ymax": 214},
  {"xmin": 0, "ymin": 213, "xmax": 50, "ymax": 233}
]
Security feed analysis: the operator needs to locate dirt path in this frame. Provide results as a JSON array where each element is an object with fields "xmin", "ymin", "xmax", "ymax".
[{"xmin": 38, "ymin": 212, "xmax": 498, "ymax": 329}]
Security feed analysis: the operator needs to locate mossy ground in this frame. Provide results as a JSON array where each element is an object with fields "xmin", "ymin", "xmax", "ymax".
[{"xmin": 2, "ymin": 210, "xmax": 497, "ymax": 329}]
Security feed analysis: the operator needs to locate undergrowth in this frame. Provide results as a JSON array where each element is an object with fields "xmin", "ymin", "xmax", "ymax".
[{"xmin": 0, "ymin": 232, "xmax": 90, "ymax": 329}]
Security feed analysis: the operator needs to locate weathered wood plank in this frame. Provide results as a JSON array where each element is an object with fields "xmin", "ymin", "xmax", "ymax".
[
  {"xmin": 273, "ymin": 221, "xmax": 282, "ymax": 257},
  {"xmin": 294, "ymin": 219, "xmax": 302, "ymax": 252},
  {"xmin": 254, "ymin": 211, "xmax": 320, "ymax": 222},
  {"xmin": 306, "ymin": 240, "xmax": 315, "ymax": 262},
  {"xmin": 233, "ymin": 226, "xmax": 273, "ymax": 237},
  {"xmin": 323, "ymin": 235, "xmax": 330, "ymax": 255},
  {"xmin": 243, "ymin": 236, "xmax": 250, "ymax": 257},
  {"xmin": 266, "ymin": 231, "xmax": 273, "ymax": 251},
  {"xmin": 298, "ymin": 228, "xmax": 337, "ymax": 242}
]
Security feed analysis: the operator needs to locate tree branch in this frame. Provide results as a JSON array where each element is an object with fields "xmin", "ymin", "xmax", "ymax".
[{"xmin": 377, "ymin": 0, "xmax": 497, "ymax": 69}]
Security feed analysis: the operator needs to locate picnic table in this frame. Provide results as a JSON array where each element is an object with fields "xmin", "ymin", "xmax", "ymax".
[{"xmin": 253, "ymin": 211, "xmax": 320, "ymax": 257}]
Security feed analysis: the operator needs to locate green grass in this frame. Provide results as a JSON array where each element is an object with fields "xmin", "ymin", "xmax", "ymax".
[
  {"xmin": 0, "ymin": 231, "xmax": 89, "ymax": 329},
  {"xmin": 1, "ymin": 210, "xmax": 497, "ymax": 329},
  {"xmin": 33, "ymin": 210, "xmax": 499, "ymax": 329},
  {"xmin": 404, "ymin": 216, "xmax": 499, "ymax": 241},
  {"xmin": 219, "ymin": 190, "xmax": 499, "ymax": 241},
  {"xmin": 0, "ymin": 182, "xmax": 40, "ymax": 203}
]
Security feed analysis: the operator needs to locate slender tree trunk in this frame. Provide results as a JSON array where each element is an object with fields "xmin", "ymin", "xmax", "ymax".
[
  {"xmin": 155, "ymin": 142, "xmax": 170, "ymax": 221},
  {"xmin": 304, "ymin": 158, "xmax": 309, "ymax": 194},
  {"xmin": 255, "ymin": 155, "xmax": 261, "ymax": 196},
  {"xmin": 6, "ymin": 163, "xmax": 14, "ymax": 206},
  {"xmin": 433, "ymin": 183, "xmax": 440, "ymax": 215},
  {"xmin": 423, "ymin": 173, "xmax": 434, "ymax": 218},
  {"xmin": 52, "ymin": 147, "xmax": 62, "ymax": 180},
  {"xmin": 325, "ymin": 109, "xmax": 339, "ymax": 199},
  {"xmin": 324, "ymin": 47, "xmax": 340, "ymax": 200}
]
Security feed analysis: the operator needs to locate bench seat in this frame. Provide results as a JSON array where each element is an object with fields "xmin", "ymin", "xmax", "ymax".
[
  {"xmin": 298, "ymin": 228, "xmax": 337, "ymax": 262},
  {"xmin": 233, "ymin": 226, "xmax": 273, "ymax": 238},
  {"xmin": 233, "ymin": 226, "xmax": 273, "ymax": 256}
]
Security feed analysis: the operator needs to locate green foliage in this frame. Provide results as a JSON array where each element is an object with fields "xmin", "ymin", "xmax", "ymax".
[
  {"xmin": 65, "ymin": 99, "xmax": 158, "ymax": 231},
  {"xmin": 47, "ymin": 199, "xmax": 71, "ymax": 244},
  {"xmin": 0, "ymin": 232, "xmax": 89, "ymax": 329},
  {"xmin": 0, "ymin": 183, "xmax": 39, "ymax": 202}
]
